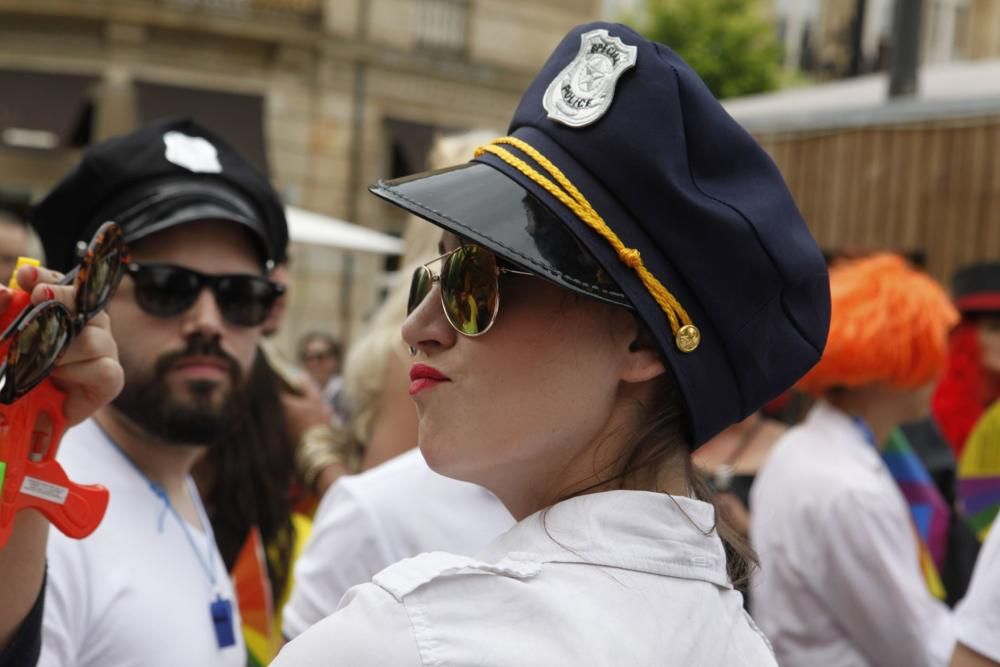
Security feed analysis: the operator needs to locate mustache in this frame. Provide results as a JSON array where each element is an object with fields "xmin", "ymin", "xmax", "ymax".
[{"xmin": 153, "ymin": 334, "xmax": 242, "ymax": 382}]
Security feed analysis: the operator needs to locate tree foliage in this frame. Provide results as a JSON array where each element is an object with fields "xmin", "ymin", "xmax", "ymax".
[{"xmin": 633, "ymin": 0, "xmax": 782, "ymax": 99}]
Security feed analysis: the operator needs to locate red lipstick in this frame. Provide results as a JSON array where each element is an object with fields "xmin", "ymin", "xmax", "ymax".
[{"xmin": 409, "ymin": 363, "xmax": 450, "ymax": 396}]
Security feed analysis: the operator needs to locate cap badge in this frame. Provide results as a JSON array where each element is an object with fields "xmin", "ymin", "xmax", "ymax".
[
  {"xmin": 543, "ymin": 28, "xmax": 638, "ymax": 128},
  {"xmin": 163, "ymin": 131, "xmax": 223, "ymax": 174}
]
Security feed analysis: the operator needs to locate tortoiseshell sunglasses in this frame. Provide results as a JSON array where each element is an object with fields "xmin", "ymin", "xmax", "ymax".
[{"xmin": 0, "ymin": 222, "xmax": 129, "ymax": 404}]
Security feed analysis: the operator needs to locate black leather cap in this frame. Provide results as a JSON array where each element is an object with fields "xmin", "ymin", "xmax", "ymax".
[{"xmin": 33, "ymin": 118, "xmax": 287, "ymax": 272}]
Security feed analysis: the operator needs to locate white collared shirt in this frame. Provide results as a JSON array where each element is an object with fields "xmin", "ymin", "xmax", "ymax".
[
  {"xmin": 282, "ymin": 447, "xmax": 514, "ymax": 639},
  {"xmin": 274, "ymin": 490, "xmax": 776, "ymax": 666},
  {"xmin": 751, "ymin": 401, "xmax": 955, "ymax": 667},
  {"xmin": 955, "ymin": 523, "xmax": 1000, "ymax": 661}
]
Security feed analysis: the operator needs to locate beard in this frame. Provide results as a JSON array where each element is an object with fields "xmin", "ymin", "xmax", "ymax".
[{"xmin": 113, "ymin": 334, "xmax": 245, "ymax": 446}]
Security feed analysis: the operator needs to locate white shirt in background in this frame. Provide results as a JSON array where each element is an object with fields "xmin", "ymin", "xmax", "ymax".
[
  {"xmin": 955, "ymin": 524, "xmax": 1000, "ymax": 662},
  {"xmin": 275, "ymin": 490, "xmax": 776, "ymax": 667},
  {"xmin": 751, "ymin": 401, "xmax": 954, "ymax": 667},
  {"xmin": 282, "ymin": 447, "xmax": 514, "ymax": 639},
  {"xmin": 41, "ymin": 419, "xmax": 245, "ymax": 667}
]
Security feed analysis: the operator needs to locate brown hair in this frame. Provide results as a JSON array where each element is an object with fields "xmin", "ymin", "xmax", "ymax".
[
  {"xmin": 552, "ymin": 312, "xmax": 758, "ymax": 590},
  {"xmin": 616, "ymin": 371, "xmax": 758, "ymax": 591}
]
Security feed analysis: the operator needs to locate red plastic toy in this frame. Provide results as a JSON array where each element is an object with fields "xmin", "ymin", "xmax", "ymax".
[{"xmin": 0, "ymin": 287, "xmax": 109, "ymax": 548}]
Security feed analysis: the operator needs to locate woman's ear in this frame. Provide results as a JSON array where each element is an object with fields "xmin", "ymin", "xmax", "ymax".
[
  {"xmin": 619, "ymin": 318, "xmax": 667, "ymax": 384},
  {"xmin": 621, "ymin": 338, "xmax": 667, "ymax": 384}
]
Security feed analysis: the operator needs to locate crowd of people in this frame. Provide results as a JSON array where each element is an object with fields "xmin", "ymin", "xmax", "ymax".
[{"xmin": 0, "ymin": 19, "xmax": 997, "ymax": 667}]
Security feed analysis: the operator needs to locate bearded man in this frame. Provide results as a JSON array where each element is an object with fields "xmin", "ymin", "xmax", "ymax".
[{"xmin": 28, "ymin": 118, "xmax": 288, "ymax": 667}]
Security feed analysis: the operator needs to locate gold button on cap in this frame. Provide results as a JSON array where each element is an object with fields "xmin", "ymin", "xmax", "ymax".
[{"xmin": 675, "ymin": 324, "xmax": 700, "ymax": 353}]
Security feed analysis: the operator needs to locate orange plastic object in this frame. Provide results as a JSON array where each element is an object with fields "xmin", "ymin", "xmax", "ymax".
[{"xmin": 0, "ymin": 288, "xmax": 109, "ymax": 547}]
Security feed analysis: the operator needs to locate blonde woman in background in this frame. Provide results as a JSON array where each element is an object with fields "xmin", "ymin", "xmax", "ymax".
[{"xmin": 282, "ymin": 130, "xmax": 514, "ymax": 642}]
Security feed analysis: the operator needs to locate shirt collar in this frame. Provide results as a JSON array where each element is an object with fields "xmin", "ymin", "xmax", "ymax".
[
  {"xmin": 478, "ymin": 490, "xmax": 732, "ymax": 589},
  {"xmin": 804, "ymin": 400, "xmax": 886, "ymax": 469}
]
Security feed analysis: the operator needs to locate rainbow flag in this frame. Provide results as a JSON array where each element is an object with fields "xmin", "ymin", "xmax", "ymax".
[
  {"xmin": 882, "ymin": 429, "xmax": 950, "ymax": 599},
  {"xmin": 958, "ymin": 400, "xmax": 1000, "ymax": 541},
  {"xmin": 231, "ymin": 527, "xmax": 277, "ymax": 667},
  {"xmin": 229, "ymin": 515, "xmax": 313, "ymax": 666}
]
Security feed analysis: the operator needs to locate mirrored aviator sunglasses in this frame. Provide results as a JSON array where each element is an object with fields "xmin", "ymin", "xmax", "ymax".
[
  {"xmin": 126, "ymin": 263, "xmax": 284, "ymax": 328},
  {"xmin": 0, "ymin": 221, "xmax": 130, "ymax": 404},
  {"xmin": 407, "ymin": 245, "xmax": 533, "ymax": 337}
]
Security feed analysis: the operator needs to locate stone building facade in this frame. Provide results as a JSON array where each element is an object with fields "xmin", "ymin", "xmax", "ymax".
[
  {"xmin": 802, "ymin": 0, "xmax": 1000, "ymax": 78},
  {"xmin": 0, "ymin": 0, "xmax": 601, "ymax": 352}
]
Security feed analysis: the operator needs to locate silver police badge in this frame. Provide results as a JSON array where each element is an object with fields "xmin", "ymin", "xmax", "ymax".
[
  {"xmin": 163, "ymin": 131, "xmax": 223, "ymax": 174},
  {"xmin": 543, "ymin": 29, "xmax": 638, "ymax": 128}
]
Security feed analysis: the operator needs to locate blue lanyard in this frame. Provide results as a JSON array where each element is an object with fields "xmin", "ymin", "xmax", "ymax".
[
  {"xmin": 104, "ymin": 436, "xmax": 218, "ymax": 590},
  {"xmin": 850, "ymin": 415, "xmax": 878, "ymax": 449},
  {"xmin": 97, "ymin": 426, "xmax": 237, "ymax": 649}
]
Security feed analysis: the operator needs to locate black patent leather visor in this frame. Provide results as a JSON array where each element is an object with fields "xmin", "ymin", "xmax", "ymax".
[{"xmin": 370, "ymin": 161, "xmax": 630, "ymax": 309}]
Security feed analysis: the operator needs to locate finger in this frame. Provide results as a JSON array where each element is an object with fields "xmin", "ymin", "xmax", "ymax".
[
  {"xmin": 15, "ymin": 264, "xmax": 64, "ymax": 292},
  {"xmin": 85, "ymin": 310, "xmax": 112, "ymax": 332},
  {"xmin": 49, "ymin": 357, "xmax": 125, "ymax": 427},
  {"xmin": 53, "ymin": 323, "xmax": 116, "ymax": 368},
  {"xmin": 29, "ymin": 282, "xmax": 76, "ymax": 310}
]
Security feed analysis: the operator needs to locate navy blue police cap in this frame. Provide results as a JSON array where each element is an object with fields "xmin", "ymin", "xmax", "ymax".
[
  {"xmin": 33, "ymin": 117, "xmax": 288, "ymax": 273},
  {"xmin": 371, "ymin": 22, "xmax": 830, "ymax": 447}
]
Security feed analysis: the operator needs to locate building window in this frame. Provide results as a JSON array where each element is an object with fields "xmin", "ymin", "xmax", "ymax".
[
  {"xmin": 413, "ymin": 0, "xmax": 469, "ymax": 54},
  {"xmin": 925, "ymin": 0, "xmax": 970, "ymax": 63},
  {"xmin": 953, "ymin": 2, "xmax": 970, "ymax": 58}
]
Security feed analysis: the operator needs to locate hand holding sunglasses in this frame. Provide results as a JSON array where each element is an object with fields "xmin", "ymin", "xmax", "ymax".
[{"xmin": 0, "ymin": 221, "xmax": 129, "ymax": 547}]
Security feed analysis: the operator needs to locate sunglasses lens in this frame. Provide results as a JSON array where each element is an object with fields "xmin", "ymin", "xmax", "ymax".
[
  {"xmin": 440, "ymin": 246, "xmax": 498, "ymax": 336},
  {"xmin": 5, "ymin": 305, "xmax": 72, "ymax": 400},
  {"xmin": 214, "ymin": 277, "xmax": 279, "ymax": 327},
  {"xmin": 77, "ymin": 224, "xmax": 127, "ymax": 317},
  {"xmin": 132, "ymin": 266, "xmax": 200, "ymax": 318},
  {"xmin": 407, "ymin": 266, "xmax": 433, "ymax": 316}
]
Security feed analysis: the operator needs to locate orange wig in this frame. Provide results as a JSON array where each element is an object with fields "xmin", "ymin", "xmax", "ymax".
[{"xmin": 798, "ymin": 254, "xmax": 958, "ymax": 396}]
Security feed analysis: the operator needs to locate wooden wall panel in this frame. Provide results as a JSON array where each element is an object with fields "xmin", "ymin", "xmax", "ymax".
[{"xmin": 756, "ymin": 115, "xmax": 1000, "ymax": 284}]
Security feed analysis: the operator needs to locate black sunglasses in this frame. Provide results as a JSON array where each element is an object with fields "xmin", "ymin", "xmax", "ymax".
[
  {"xmin": 407, "ymin": 245, "xmax": 533, "ymax": 337},
  {"xmin": 126, "ymin": 263, "xmax": 284, "ymax": 328},
  {"xmin": 0, "ymin": 221, "xmax": 129, "ymax": 404}
]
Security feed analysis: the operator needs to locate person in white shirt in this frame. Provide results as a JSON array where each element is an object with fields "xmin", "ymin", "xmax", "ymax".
[
  {"xmin": 0, "ymin": 118, "xmax": 291, "ymax": 667},
  {"xmin": 273, "ymin": 21, "xmax": 832, "ymax": 666},
  {"xmin": 752, "ymin": 254, "xmax": 961, "ymax": 667},
  {"xmin": 951, "ymin": 524, "xmax": 1000, "ymax": 666},
  {"xmin": 0, "ymin": 256, "xmax": 123, "ymax": 667},
  {"xmin": 283, "ymin": 447, "xmax": 514, "ymax": 639}
]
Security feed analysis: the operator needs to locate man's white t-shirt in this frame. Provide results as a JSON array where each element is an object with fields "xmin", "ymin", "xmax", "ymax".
[
  {"xmin": 282, "ymin": 447, "xmax": 514, "ymax": 639},
  {"xmin": 39, "ymin": 418, "xmax": 245, "ymax": 667},
  {"xmin": 955, "ymin": 525, "xmax": 1000, "ymax": 661}
]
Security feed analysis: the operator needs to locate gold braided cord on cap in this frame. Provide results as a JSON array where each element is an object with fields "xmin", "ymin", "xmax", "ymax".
[{"xmin": 474, "ymin": 136, "xmax": 700, "ymax": 352}]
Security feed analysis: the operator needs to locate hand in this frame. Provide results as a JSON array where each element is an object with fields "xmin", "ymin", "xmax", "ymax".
[
  {"xmin": 0, "ymin": 262, "xmax": 121, "ymax": 650},
  {"xmin": 14, "ymin": 263, "xmax": 124, "ymax": 427},
  {"xmin": 280, "ymin": 379, "xmax": 333, "ymax": 443}
]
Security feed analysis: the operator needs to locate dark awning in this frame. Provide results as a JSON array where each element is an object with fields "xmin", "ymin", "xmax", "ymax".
[
  {"xmin": 0, "ymin": 69, "xmax": 98, "ymax": 150},
  {"xmin": 135, "ymin": 81, "xmax": 269, "ymax": 175}
]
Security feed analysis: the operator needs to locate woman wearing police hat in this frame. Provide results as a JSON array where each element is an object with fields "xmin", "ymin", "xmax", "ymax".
[{"xmin": 275, "ymin": 22, "xmax": 830, "ymax": 666}]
